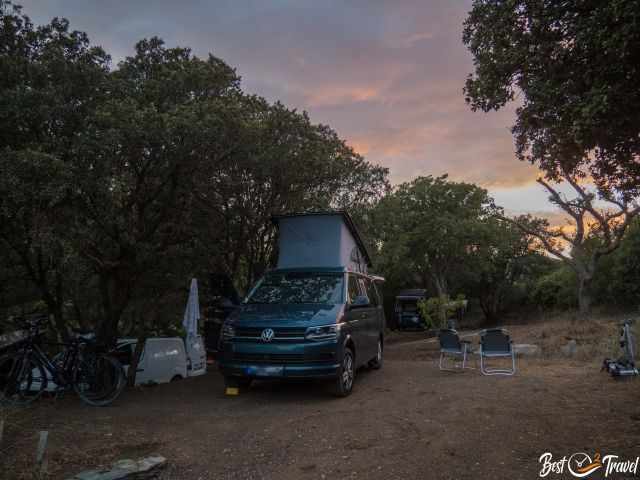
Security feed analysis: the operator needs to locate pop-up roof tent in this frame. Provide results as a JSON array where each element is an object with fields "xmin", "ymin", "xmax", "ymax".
[{"xmin": 272, "ymin": 211, "xmax": 372, "ymax": 274}]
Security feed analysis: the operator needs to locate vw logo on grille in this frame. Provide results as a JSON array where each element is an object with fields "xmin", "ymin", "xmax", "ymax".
[{"xmin": 261, "ymin": 328, "xmax": 275, "ymax": 342}]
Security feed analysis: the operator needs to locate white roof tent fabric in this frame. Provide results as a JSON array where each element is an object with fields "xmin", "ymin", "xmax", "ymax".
[{"xmin": 272, "ymin": 211, "xmax": 372, "ymax": 273}]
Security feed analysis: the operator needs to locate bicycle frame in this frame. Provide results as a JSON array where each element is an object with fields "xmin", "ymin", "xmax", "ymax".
[
  {"xmin": 602, "ymin": 319, "xmax": 638, "ymax": 378},
  {"xmin": 3, "ymin": 316, "xmax": 126, "ymax": 406},
  {"xmin": 15, "ymin": 336, "xmax": 82, "ymax": 390},
  {"xmin": 621, "ymin": 321, "xmax": 636, "ymax": 366}
]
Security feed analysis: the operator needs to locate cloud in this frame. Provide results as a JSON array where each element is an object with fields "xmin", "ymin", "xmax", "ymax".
[
  {"xmin": 19, "ymin": 0, "xmax": 547, "ymax": 209},
  {"xmin": 402, "ymin": 31, "xmax": 436, "ymax": 47}
]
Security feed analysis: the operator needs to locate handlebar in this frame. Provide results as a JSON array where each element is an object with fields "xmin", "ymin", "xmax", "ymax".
[{"xmin": 17, "ymin": 314, "xmax": 49, "ymax": 329}]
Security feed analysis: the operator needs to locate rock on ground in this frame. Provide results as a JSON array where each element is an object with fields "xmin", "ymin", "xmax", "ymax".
[
  {"xmin": 514, "ymin": 344, "xmax": 540, "ymax": 356},
  {"xmin": 69, "ymin": 455, "xmax": 166, "ymax": 480}
]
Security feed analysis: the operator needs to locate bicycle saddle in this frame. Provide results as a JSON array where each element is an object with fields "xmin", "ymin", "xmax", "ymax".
[{"xmin": 72, "ymin": 328, "xmax": 96, "ymax": 341}]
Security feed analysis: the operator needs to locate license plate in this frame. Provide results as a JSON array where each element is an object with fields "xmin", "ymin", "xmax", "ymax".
[{"xmin": 245, "ymin": 365, "xmax": 284, "ymax": 377}]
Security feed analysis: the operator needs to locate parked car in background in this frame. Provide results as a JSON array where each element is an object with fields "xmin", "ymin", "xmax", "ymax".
[{"xmin": 395, "ymin": 289, "xmax": 427, "ymax": 330}]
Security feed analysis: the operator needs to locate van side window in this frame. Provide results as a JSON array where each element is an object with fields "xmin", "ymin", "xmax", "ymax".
[
  {"xmin": 347, "ymin": 274, "xmax": 360, "ymax": 303},
  {"xmin": 362, "ymin": 278, "xmax": 378, "ymax": 306}
]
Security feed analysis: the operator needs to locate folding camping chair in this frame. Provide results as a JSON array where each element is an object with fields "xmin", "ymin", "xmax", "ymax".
[
  {"xmin": 479, "ymin": 328, "xmax": 516, "ymax": 375},
  {"xmin": 438, "ymin": 329, "xmax": 474, "ymax": 371}
]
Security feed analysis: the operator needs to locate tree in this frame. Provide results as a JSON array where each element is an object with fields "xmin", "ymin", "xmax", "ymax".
[
  {"xmin": 0, "ymin": 2, "xmax": 390, "ymax": 353},
  {"xmin": 371, "ymin": 175, "xmax": 499, "ymax": 298},
  {"xmin": 194, "ymin": 97, "xmax": 389, "ymax": 293},
  {"xmin": 591, "ymin": 218, "xmax": 640, "ymax": 307},
  {"xmin": 464, "ymin": 217, "xmax": 537, "ymax": 322},
  {"xmin": 463, "ymin": 0, "xmax": 640, "ymax": 196},
  {"xmin": 0, "ymin": 3, "xmax": 110, "ymax": 336},
  {"xmin": 500, "ymin": 172, "xmax": 640, "ymax": 313},
  {"xmin": 464, "ymin": 0, "xmax": 640, "ymax": 312},
  {"xmin": 0, "ymin": 152, "xmax": 73, "ymax": 337},
  {"xmin": 70, "ymin": 37, "xmax": 242, "ymax": 345}
]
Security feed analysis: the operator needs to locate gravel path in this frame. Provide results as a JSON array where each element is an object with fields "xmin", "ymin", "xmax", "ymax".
[{"xmin": 3, "ymin": 336, "xmax": 639, "ymax": 479}]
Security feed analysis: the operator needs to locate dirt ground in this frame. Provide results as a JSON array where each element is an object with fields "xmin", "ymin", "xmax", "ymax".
[{"xmin": 2, "ymin": 323, "xmax": 640, "ymax": 480}]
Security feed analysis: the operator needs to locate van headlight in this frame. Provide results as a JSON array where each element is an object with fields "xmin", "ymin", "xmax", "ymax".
[
  {"xmin": 305, "ymin": 324, "xmax": 341, "ymax": 341},
  {"xmin": 222, "ymin": 322, "xmax": 235, "ymax": 340}
]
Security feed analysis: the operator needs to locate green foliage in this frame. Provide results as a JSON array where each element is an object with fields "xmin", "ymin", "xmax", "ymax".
[
  {"xmin": 417, "ymin": 295, "xmax": 467, "ymax": 329},
  {"xmin": 464, "ymin": 0, "xmax": 640, "ymax": 196},
  {"xmin": 369, "ymin": 175, "xmax": 540, "ymax": 322},
  {"xmin": 0, "ymin": 3, "xmax": 389, "ymax": 343},
  {"xmin": 591, "ymin": 219, "xmax": 640, "ymax": 307},
  {"xmin": 7, "ymin": 0, "xmax": 640, "ymax": 339},
  {"xmin": 459, "ymin": 217, "xmax": 539, "ymax": 321},
  {"xmin": 464, "ymin": 1, "xmax": 640, "ymax": 314},
  {"xmin": 529, "ymin": 266, "xmax": 578, "ymax": 310},
  {"xmin": 370, "ymin": 175, "xmax": 499, "ymax": 298}
]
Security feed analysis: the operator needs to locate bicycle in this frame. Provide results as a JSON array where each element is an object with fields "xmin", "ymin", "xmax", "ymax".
[
  {"xmin": 602, "ymin": 318, "xmax": 639, "ymax": 378},
  {"xmin": 0, "ymin": 315, "xmax": 126, "ymax": 406}
]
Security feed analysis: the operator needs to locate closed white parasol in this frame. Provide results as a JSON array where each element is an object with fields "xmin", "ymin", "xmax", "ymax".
[
  {"xmin": 183, "ymin": 278, "xmax": 200, "ymax": 337},
  {"xmin": 182, "ymin": 278, "xmax": 207, "ymax": 376}
]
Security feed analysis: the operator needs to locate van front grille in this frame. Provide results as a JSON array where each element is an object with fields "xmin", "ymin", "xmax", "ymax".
[
  {"xmin": 231, "ymin": 352, "xmax": 335, "ymax": 364},
  {"xmin": 233, "ymin": 327, "xmax": 307, "ymax": 342}
]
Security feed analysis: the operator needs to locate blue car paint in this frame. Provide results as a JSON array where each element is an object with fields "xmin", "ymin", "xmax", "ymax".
[{"xmin": 217, "ymin": 269, "xmax": 384, "ymax": 382}]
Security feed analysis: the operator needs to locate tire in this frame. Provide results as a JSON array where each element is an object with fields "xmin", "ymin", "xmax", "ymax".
[
  {"xmin": 333, "ymin": 347, "xmax": 355, "ymax": 397},
  {"xmin": 369, "ymin": 338, "xmax": 383, "ymax": 370},
  {"xmin": 74, "ymin": 354, "xmax": 126, "ymax": 407},
  {"xmin": 0, "ymin": 352, "xmax": 47, "ymax": 406}
]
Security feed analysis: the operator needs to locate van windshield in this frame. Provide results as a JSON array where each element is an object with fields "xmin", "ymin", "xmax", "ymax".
[{"xmin": 246, "ymin": 272, "xmax": 344, "ymax": 305}]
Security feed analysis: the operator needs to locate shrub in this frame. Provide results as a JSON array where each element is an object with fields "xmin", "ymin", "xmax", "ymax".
[
  {"xmin": 529, "ymin": 267, "xmax": 577, "ymax": 310},
  {"xmin": 418, "ymin": 294, "xmax": 467, "ymax": 329}
]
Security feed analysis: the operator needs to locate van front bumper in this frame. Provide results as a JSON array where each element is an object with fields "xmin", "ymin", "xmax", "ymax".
[
  {"xmin": 219, "ymin": 362, "xmax": 340, "ymax": 379},
  {"xmin": 218, "ymin": 340, "xmax": 341, "ymax": 379}
]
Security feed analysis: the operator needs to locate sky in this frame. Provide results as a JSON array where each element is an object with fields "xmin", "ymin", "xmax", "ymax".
[{"xmin": 20, "ymin": 0, "xmax": 562, "ymax": 215}]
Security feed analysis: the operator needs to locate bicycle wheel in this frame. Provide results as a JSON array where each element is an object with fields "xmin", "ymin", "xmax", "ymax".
[
  {"xmin": 0, "ymin": 352, "xmax": 47, "ymax": 406},
  {"xmin": 73, "ymin": 354, "xmax": 125, "ymax": 406}
]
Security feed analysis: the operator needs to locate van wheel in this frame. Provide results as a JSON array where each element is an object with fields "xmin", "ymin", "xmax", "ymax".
[
  {"xmin": 333, "ymin": 348, "xmax": 355, "ymax": 397},
  {"xmin": 170, "ymin": 375, "xmax": 183, "ymax": 382},
  {"xmin": 369, "ymin": 338, "xmax": 383, "ymax": 370}
]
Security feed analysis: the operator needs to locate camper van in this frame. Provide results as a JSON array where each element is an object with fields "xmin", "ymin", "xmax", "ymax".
[{"xmin": 218, "ymin": 212, "xmax": 385, "ymax": 396}]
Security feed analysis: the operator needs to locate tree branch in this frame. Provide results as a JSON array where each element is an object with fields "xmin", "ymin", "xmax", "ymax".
[{"xmin": 496, "ymin": 214, "xmax": 576, "ymax": 268}]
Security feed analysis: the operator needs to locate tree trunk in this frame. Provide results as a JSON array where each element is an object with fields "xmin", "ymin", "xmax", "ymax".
[
  {"xmin": 39, "ymin": 289, "xmax": 69, "ymax": 342},
  {"xmin": 98, "ymin": 275, "xmax": 117, "ymax": 347},
  {"xmin": 127, "ymin": 334, "xmax": 147, "ymax": 387},
  {"xmin": 479, "ymin": 293, "xmax": 499, "ymax": 324},
  {"xmin": 97, "ymin": 270, "xmax": 131, "ymax": 348},
  {"xmin": 577, "ymin": 273, "xmax": 592, "ymax": 314},
  {"xmin": 431, "ymin": 273, "xmax": 448, "ymax": 298},
  {"xmin": 50, "ymin": 304, "xmax": 68, "ymax": 342}
]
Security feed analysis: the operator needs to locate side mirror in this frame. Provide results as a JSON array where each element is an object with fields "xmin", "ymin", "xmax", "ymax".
[{"xmin": 350, "ymin": 295, "xmax": 370, "ymax": 309}]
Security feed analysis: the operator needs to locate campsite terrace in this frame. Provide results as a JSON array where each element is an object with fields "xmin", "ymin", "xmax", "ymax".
[{"xmin": 3, "ymin": 321, "xmax": 639, "ymax": 480}]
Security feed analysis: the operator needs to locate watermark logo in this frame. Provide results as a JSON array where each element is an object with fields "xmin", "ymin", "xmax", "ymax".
[
  {"xmin": 567, "ymin": 453, "xmax": 603, "ymax": 478},
  {"xmin": 539, "ymin": 452, "xmax": 639, "ymax": 478}
]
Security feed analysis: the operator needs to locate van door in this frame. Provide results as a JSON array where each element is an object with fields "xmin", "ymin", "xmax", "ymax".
[
  {"xmin": 358, "ymin": 276, "xmax": 380, "ymax": 362},
  {"xmin": 345, "ymin": 273, "xmax": 369, "ymax": 366}
]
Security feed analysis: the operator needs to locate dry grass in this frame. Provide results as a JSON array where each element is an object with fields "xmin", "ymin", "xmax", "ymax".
[{"xmin": 508, "ymin": 310, "xmax": 637, "ymax": 363}]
